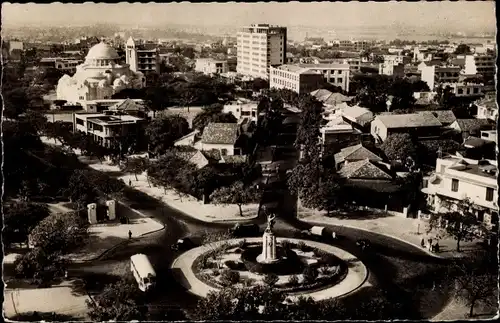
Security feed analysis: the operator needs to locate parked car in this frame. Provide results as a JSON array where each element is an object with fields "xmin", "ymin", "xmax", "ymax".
[
  {"xmin": 230, "ymin": 223, "xmax": 260, "ymax": 237},
  {"xmin": 356, "ymin": 239, "xmax": 371, "ymax": 250},
  {"xmin": 171, "ymin": 237, "xmax": 196, "ymax": 251}
]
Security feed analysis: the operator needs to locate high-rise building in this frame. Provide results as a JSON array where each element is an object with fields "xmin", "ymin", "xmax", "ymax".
[
  {"xmin": 237, "ymin": 24, "xmax": 287, "ymax": 80},
  {"xmin": 126, "ymin": 37, "xmax": 160, "ymax": 76}
]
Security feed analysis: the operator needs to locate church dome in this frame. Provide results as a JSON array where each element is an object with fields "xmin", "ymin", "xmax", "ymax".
[{"xmin": 86, "ymin": 42, "xmax": 119, "ymax": 60}]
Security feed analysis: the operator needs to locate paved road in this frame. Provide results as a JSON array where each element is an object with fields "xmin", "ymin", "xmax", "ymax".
[{"xmin": 70, "ymin": 111, "xmax": 454, "ymax": 319}]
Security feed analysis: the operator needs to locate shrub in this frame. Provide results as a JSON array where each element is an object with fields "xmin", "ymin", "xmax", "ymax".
[
  {"xmin": 302, "ymin": 266, "xmax": 318, "ymax": 283},
  {"xmin": 288, "ymin": 274, "xmax": 299, "ymax": 286},
  {"xmin": 224, "ymin": 260, "xmax": 244, "ymax": 271},
  {"xmin": 263, "ymin": 273, "xmax": 279, "ymax": 286},
  {"xmin": 237, "ymin": 239, "xmax": 247, "ymax": 249},
  {"xmin": 212, "ymin": 269, "xmax": 220, "ymax": 276},
  {"xmin": 281, "ymin": 240, "xmax": 292, "ymax": 251},
  {"xmin": 233, "ymin": 248, "xmax": 243, "ymax": 254},
  {"xmin": 241, "ymin": 277, "xmax": 256, "ymax": 287},
  {"xmin": 319, "ymin": 266, "xmax": 331, "ymax": 275},
  {"xmin": 220, "ymin": 269, "xmax": 240, "ymax": 287},
  {"xmin": 320, "ymin": 254, "xmax": 338, "ymax": 266},
  {"xmin": 298, "ymin": 241, "xmax": 310, "ymax": 252}
]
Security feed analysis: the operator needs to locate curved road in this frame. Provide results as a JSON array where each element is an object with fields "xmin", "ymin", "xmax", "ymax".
[{"xmin": 72, "ymin": 121, "xmax": 454, "ymax": 319}]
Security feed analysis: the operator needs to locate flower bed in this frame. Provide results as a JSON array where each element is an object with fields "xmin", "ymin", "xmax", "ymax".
[{"xmin": 191, "ymin": 240, "xmax": 348, "ymax": 294}]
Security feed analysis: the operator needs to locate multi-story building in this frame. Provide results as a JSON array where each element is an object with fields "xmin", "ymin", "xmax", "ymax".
[
  {"xmin": 73, "ymin": 110, "xmax": 146, "ymax": 148},
  {"xmin": 383, "ymin": 54, "xmax": 411, "ymax": 66},
  {"xmin": 236, "ymin": 24, "xmax": 287, "ymax": 80},
  {"xmin": 464, "ymin": 54, "xmax": 496, "ymax": 81},
  {"xmin": 296, "ymin": 63, "xmax": 350, "ymax": 92},
  {"xmin": 422, "ymin": 156, "xmax": 498, "ymax": 228},
  {"xmin": 354, "ymin": 40, "xmax": 373, "ymax": 52},
  {"xmin": 338, "ymin": 40, "xmax": 355, "ymax": 52},
  {"xmin": 194, "ymin": 58, "xmax": 228, "ymax": 75},
  {"xmin": 441, "ymin": 82, "xmax": 484, "ymax": 97},
  {"xmin": 420, "ymin": 64, "xmax": 461, "ymax": 90},
  {"xmin": 269, "ymin": 65, "xmax": 324, "ymax": 94},
  {"xmin": 39, "ymin": 57, "xmax": 82, "ymax": 74},
  {"xmin": 126, "ymin": 37, "xmax": 160, "ymax": 75},
  {"xmin": 379, "ymin": 63, "xmax": 405, "ymax": 77}
]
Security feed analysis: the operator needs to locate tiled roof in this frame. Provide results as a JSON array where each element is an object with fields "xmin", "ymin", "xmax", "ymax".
[
  {"xmin": 344, "ymin": 179, "xmax": 402, "ymax": 193},
  {"xmin": 419, "ymin": 110, "xmax": 456, "ymax": 125},
  {"xmin": 335, "ymin": 144, "xmax": 383, "ymax": 164},
  {"xmin": 463, "ymin": 136, "xmax": 491, "ymax": 149},
  {"xmin": 338, "ymin": 159, "xmax": 392, "ymax": 180},
  {"xmin": 201, "ymin": 123, "xmax": 239, "ymax": 145},
  {"xmin": 201, "ymin": 149, "xmax": 222, "ymax": 162},
  {"xmin": 377, "ymin": 113, "xmax": 442, "ymax": 129},
  {"xmin": 188, "ymin": 151, "xmax": 210, "ymax": 169},
  {"xmin": 455, "ymin": 119, "xmax": 493, "ymax": 132},
  {"xmin": 112, "ymin": 99, "xmax": 145, "ymax": 111}
]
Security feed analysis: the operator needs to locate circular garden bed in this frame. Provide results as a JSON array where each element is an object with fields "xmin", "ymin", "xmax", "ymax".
[{"xmin": 191, "ymin": 239, "xmax": 348, "ymax": 293}]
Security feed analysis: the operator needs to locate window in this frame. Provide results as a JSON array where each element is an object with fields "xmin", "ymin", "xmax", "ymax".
[
  {"xmin": 451, "ymin": 179, "xmax": 459, "ymax": 192},
  {"xmin": 337, "ymin": 78, "xmax": 343, "ymax": 83},
  {"xmin": 221, "ymin": 149, "xmax": 228, "ymax": 156},
  {"xmin": 486, "ymin": 187, "xmax": 494, "ymax": 201},
  {"xmin": 457, "ymin": 89, "xmax": 463, "ymax": 94},
  {"xmin": 76, "ymin": 118, "xmax": 84, "ymax": 126},
  {"xmin": 473, "ymin": 87, "xmax": 479, "ymax": 94}
]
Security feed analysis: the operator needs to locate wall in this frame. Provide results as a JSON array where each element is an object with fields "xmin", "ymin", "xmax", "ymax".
[
  {"xmin": 370, "ymin": 118, "xmax": 388, "ymax": 142},
  {"xmin": 201, "ymin": 143, "xmax": 236, "ymax": 156}
]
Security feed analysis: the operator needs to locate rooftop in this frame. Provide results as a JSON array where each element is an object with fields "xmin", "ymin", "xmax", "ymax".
[
  {"xmin": 454, "ymin": 118, "xmax": 494, "ymax": 132},
  {"xmin": 298, "ymin": 63, "xmax": 350, "ymax": 70},
  {"xmin": 419, "ymin": 110, "xmax": 456, "ymax": 125},
  {"xmin": 274, "ymin": 64, "xmax": 319, "ymax": 75},
  {"xmin": 76, "ymin": 113, "xmax": 143, "ymax": 125},
  {"xmin": 335, "ymin": 144, "xmax": 383, "ymax": 164},
  {"xmin": 377, "ymin": 113, "xmax": 442, "ymax": 129},
  {"xmin": 201, "ymin": 123, "xmax": 240, "ymax": 145},
  {"xmin": 443, "ymin": 157, "xmax": 497, "ymax": 180},
  {"xmin": 338, "ymin": 159, "xmax": 392, "ymax": 180}
]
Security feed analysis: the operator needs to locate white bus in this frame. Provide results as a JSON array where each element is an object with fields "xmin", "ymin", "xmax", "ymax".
[{"xmin": 130, "ymin": 254, "xmax": 156, "ymax": 292}]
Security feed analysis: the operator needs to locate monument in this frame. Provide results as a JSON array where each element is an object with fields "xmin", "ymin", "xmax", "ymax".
[
  {"xmin": 257, "ymin": 214, "xmax": 280, "ymax": 264},
  {"xmin": 106, "ymin": 200, "xmax": 116, "ymax": 220},
  {"xmin": 87, "ymin": 203, "xmax": 97, "ymax": 224}
]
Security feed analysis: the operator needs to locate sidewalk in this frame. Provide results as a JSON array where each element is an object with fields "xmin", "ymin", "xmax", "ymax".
[
  {"xmin": 4, "ymin": 281, "xmax": 91, "ymax": 320},
  {"xmin": 40, "ymin": 136, "xmax": 259, "ymax": 223},
  {"xmin": 66, "ymin": 204, "xmax": 164, "ymax": 263},
  {"xmin": 90, "ymin": 162, "xmax": 259, "ymax": 223},
  {"xmin": 300, "ymin": 211, "xmax": 482, "ymax": 259}
]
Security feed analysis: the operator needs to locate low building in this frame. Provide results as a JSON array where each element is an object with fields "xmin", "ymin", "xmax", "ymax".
[
  {"xmin": 341, "ymin": 105, "xmax": 374, "ymax": 131},
  {"xmin": 441, "ymin": 82, "xmax": 483, "ymax": 97},
  {"xmin": 269, "ymin": 65, "xmax": 324, "ymax": 94},
  {"xmin": 73, "ymin": 111, "xmax": 146, "ymax": 148},
  {"xmin": 449, "ymin": 118, "xmax": 495, "ymax": 139},
  {"xmin": 320, "ymin": 114, "xmax": 363, "ymax": 150},
  {"xmin": 223, "ymin": 100, "xmax": 260, "ymax": 124},
  {"xmin": 334, "ymin": 144, "xmax": 383, "ymax": 170},
  {"xmin": 480, "ymin": 130, "xmax": 497, "ymax": 145},
  {"xmin": 419, "ymin": 110, "xmax": 456, "ymax": 126},
  {"xmin": 310, "ymin": 89, "xmax": 354, "ymax": 107},
  {"xmin": 475, "ymin": 97, "xmax": 497, "ymax": 121},
  {"xmin": 422, "ymin": 156, "xmax": 498, "ymax": 228},
  {"xmin": 371, "ymin": 113, "xmax": 443, "ymax": 142},
  {"xmin": 195, "ymin": 58, "xmax": 229, "ymax": 75},
  {"xmin": 200, "ymin": 122, "xmax": 243, "ymax": 156}
]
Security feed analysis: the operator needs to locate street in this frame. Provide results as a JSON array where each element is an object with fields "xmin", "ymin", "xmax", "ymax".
[{"xmin": 66, "ymin": 109, "xmax": 457, "ymax": 319}]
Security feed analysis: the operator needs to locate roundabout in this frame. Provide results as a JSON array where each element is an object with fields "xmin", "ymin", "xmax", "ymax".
[{"xmin": 171, "ymin": 237, "xmax": 368, "ymax": 301}]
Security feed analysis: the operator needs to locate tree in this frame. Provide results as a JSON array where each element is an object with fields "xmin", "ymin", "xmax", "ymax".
[
  {"xmin": 427, "ymin": 198, "xmax": 484, "ymax": 252},
  {"xmin": 252, "ymin": 78, "xmax": 269, "ymax": 92},
  {"xmin": 120, "ymin": 157, "xmax": 148, "ymax": 181},
  {"xmin": 454, "ymin": 44, "xmax": 472, "ymax": 55},
  {"xmin": 86, "ymin": 278, "xmax": 148, "ymax": 321},
  {"xmin": 3, "ymin": 202, "xmax": 51, "ymax": 246},
  {"xmin": 380, "ymin": 133, "xmax": 418, "ymax": 163},
  {"xmin": 63, "ymin": 170, "xmax": 98, "ymax": 209},
  {"xmin": 146, "ymin": 115, "xmax": 190, "ymax": 155},
  {"xmin": 451, "ymin": 258, "xmax": 498, "ymax": 317},
  {"xmin": 263, "ymin": 273, "xmax": 279, "ymax": 287},
  {"xmin": 192, "ymin": 104, "xmax": 237, "ymax": 132},
  {"xmin": 210, "ymin": 181, "xmax": 261, "ymax": 217},
  {"xmin": 316, "ymin": 173, "xmax": 345, "ymax": 215},
  {"xmin": 28, "ymin": 211, "xmax": 89, "ymax": 254},
  {"xmin": 21, "ymin": 110, "xmax": 48, "ymax": 134},
  {"xmin": 14, "ymin": 248, "xmax": 67, "ymax": 285}
]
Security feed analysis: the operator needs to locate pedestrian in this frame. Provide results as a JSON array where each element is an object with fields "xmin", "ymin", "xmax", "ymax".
[
  {"xmin": 420, "ymin": 238, "xmax": 425, "ymax": 248},
  {"xmin": 64, "ymin": 270, "xmax": 68, "ymax": 279},
  {"xmin": 129, "ymin": 179, "xmax": 132, "ymax": 186},
  {"xmin": 128, "ymin": 230, "xmax": 132, "ymax": 239}
]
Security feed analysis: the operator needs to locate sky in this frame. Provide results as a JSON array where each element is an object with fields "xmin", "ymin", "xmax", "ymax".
[{"xmin": 2, "ymin": 1, "xmax": 496, "ymax": 32}]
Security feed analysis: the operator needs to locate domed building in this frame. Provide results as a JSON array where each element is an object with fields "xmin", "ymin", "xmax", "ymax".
[{"xmin": 56, "ymin": 41, "xmax": 145, "ymax": 105}]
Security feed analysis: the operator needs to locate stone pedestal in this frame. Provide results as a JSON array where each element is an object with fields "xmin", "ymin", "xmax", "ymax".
[
  {"xmin": 106, "ymin": 200, "xmax": 116, "ymax": 220},
  {"xmin": 87, "ymin": 203, "xmax": 97, "ymax": 224},
  {"xmin": 257, "ymin": 230, "xmax": 279, "ymax": 264}
]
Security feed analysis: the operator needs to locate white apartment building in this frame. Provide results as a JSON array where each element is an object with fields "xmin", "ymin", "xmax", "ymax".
[
  {"xmin": 223, "ymin": 100, "xmax": 260, "ymax": 124},
  {"xmin": 126, "ymin": 37, "xmax": 161, "ymax": 75},
  {"xmin": 420, "ymin": 64, "xmax": 461, "ymax": 90},
  {"xmin": 296, "ymin": 63, "xmax": 350, "ymax": 92},
  {"xmin": 422, "ymin": 156, "xmax": 498, "ymax": 227},
  {"xmin": 475, "ymin": 97, "xmax": 497, "ymax": 121},
  {"xmin": 269, "ymin": 65, "xmax": 324, "ymax": 94},
  {"xmin": 195, "ymin": 58, "xmax": 229, "ymax": 75},
  {"xmin": 463, "ymin": 54, "xmax": 496, "ymax": 80},
  {"xmin": 382, "ymin": 54, "xmax": 410, "ymax": 66},
  {"xmin": 379, "ymin": 63, "xmax": 405, "ymax": 76},
  {"xmin": 237, "ymin": 24, "xmax": 287, "ymax": 80},
  {"xmin": 73, "ymin": 111, "xmax": 145, "ymax": 148}
]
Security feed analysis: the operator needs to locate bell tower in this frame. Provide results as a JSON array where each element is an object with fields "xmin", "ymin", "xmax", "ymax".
[{"xmin": 126, "ymin": 36, "xmax": 138, "ymax": 72}]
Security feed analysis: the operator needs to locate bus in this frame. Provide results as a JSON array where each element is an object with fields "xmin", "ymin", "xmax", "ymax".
[{"xmin": 130, "ymin": 254, "xmax": 156, "ymax": 292}]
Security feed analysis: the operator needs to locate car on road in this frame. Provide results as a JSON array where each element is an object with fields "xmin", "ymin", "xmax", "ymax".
[
  {"xmin": 171, "ymin": 237, "xmax": 197, "ymax": 251},
  {"xmin": 356, "ymin": 239, "xmax": 371, "ymax": 250},
  {"xmin": 230, "ymin": 223, "xmax": 260, "ymax": 237}
]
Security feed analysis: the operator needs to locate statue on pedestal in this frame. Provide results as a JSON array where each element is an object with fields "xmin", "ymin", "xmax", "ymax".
[{"xmin": 265, "ymin": 214, "xmax": 276, "ymax": 232}]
